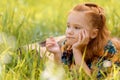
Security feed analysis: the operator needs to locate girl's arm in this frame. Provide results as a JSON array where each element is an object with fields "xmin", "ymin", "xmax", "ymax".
[
  {"xmin": 54, "ymin": 51, "xmax": 62, "ymax": 63},
  {"xmin": 73, "ymin": 48, "xmax": 91, "ymax": 77},
  {"xmin": 46, "ymin": 37, "xmax": 62, "ymax": 63},
  {"xmin": 71, "ymin": 29, "xmax": 91, "ymax": 76}
]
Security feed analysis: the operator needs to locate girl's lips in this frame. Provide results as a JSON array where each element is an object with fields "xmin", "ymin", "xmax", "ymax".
[{"xmin": 66, "ymin": 37, "xmax": 75, "ymax": 39}]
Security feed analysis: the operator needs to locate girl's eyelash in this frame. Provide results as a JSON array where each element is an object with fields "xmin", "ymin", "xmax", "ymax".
[
  {"xmin": 67, "ymin": 25, "xmax": 81, "ymax": 29},
  {"xmin": 75, "ymin": 26, "xmax": 80, "ymax": 29},
  {"xmin": 67, "ymin": 25, "xmax": 70, "ymax": 28}
]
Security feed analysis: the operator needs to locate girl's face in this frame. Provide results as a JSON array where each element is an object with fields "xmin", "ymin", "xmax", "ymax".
[{"xmin": 65, "ymin": 11, "xmax": 92, "ymax": 46}]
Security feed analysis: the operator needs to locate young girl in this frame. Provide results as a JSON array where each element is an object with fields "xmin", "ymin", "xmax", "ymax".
[{"xmin": 45, "ymin": 3, "xmax": 120, "ymax": 79}]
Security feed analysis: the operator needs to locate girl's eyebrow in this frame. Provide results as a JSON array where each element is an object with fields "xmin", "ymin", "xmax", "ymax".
[
  {"xmin": 67, "ymin": 23, "xmax": 83, "ymax": 27},
  {"xmin": 74, "ymin": 24, "xmax": 83, "ymax": 27}
]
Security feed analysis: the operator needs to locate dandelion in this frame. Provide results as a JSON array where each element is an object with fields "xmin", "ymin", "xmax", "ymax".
[
  {"xmin": 0, "ymin": 32, "xmax": 16, "ymax": 51},
  {"xmin": 103, "ymin": 60, "xmax": 112, "ymax": 68},
  {"xmin": 40, "ymin": 60, "xmax": 65, "ymax": 80},
  {"xmin": 7, "ymin": 36, "xmax": 16, "ymax": 50},
  {"xmin": 1, "ymin": 53, "xmax": 12, "ymax": 64}
]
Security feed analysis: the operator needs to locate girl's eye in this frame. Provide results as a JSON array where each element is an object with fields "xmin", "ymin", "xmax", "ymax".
[
  {"xmin": 67, "ymin": 25, "xmax": 70, "ymax": 28},
  {"xmin": 75, "ymin": 26, "xmax": 80, "ymax": 29}
]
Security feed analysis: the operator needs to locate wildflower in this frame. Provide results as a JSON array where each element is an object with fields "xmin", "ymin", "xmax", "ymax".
[{"xmin": 40, "ymin": 60, "xmax": 65, "ymax": 80}]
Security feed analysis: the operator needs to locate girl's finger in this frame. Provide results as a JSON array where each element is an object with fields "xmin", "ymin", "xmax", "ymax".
[
  {"xmin": 84, "ymin": 29, "xmax": 89, "ymax": 39},
  {"xmin": 46, "ymin": 37, "xmax": 55, "ymax": 42},
  {"xmin": 46, "ymin": 44, "xmax": 54, "ymax": 48},
  {"xmin": 79, "ymin": 31, "xmax": 82, "ymax": 42},
  {"xmin": 46, "ymin": 42, "xmax": 55, "ymax": 45},
  {"xmin": 49, "ymin": 37, "xmax": 55, "ymax": 41},
  {"xmin": 81, "ymin": 29, "xmax": 85, "ymax": 42},
  {"xmin": 46, "ymin": 38, "xmax": 55, "ymax": 44}
]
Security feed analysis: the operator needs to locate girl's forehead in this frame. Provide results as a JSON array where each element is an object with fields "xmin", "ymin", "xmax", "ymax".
[
  {"xmin": 68, "ymin": 11, "xmax": 90, "ymax": 22},
  {"xmin": 67, "ymin": 11, "xmax": 92, "ymax": 29}
]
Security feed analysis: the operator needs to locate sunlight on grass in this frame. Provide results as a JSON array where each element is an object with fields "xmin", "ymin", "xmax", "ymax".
[
  {"xmin": 0, "ymin": 0, "xmax": 120, "ymax": 80},
  {"xmin": 40, "ymin": 60, "xmax": 65, "ymax": 80}
]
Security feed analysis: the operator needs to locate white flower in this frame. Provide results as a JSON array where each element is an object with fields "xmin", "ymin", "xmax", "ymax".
[
  {"xmin": 0, "ymin": 32, "xmax": 16, "ymax": 51},
  {"xmin": 103, "ymin": 60, "xmax": 112, "ymax": 67},
  {"xmin": 7, "ymin": 36, "xmax": 16, "ymax": 50},
  {"xmin": 40, "ymin": 60, "xmax": 65, "ymax": 80},
  {"xmin": 1, "ymin": 53, "xmax": 12, "ymax": 64}
]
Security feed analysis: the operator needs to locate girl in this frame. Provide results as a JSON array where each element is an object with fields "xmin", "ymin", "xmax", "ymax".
[{"xmin": 45, "ymin": 3, "xmax": 120, "ymax": 79}]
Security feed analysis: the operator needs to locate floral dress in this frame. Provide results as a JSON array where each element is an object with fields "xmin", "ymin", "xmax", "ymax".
[
  {"xmin": 60, "ymin": 40, "xmax": 120, "ymax": 79},
  {"xmin": 91, "ymin": 40, "xmax": 120, "ymax": 79}
]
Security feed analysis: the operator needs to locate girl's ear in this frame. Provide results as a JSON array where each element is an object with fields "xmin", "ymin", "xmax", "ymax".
[{"xmin": 90, "ymin": 29, "xmax": 98, "ymax": 39}]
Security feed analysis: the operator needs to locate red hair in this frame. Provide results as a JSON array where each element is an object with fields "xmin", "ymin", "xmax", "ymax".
[{"xmin": 71, "ymin": 3, "xmax": 110, "ymax": 61}]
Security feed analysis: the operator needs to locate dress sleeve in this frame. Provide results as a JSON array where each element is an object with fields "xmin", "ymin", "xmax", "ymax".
[{"xmin": 91, "ymin": 40, "xmax": 120, "ymax": 79}]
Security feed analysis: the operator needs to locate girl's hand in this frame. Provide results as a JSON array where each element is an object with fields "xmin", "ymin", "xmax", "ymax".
[
  {"xmin": 72, "ymin": 29, "xmax": 91, "ymax": 76},
  {"xmin": 72, "ymin": 29, "xmax": 89, "ymax": 50},
  {"xmin": 46, "ymin": 37, "xmax": 61, "ymax": 54}
]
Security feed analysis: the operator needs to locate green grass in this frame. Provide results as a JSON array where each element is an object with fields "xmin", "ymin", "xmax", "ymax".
[{"xmin": 0, "ymin": 0, "xmax": 120, "ymax": 80}]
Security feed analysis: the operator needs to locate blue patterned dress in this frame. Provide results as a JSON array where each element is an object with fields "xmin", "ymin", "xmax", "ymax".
[{"xmin": 61, "ymin": 40, "xmax": 120, "ymax": 79}]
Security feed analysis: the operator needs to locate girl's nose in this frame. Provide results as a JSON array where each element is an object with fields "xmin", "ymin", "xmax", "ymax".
[{"xmin": 66, "ymin": 27, "xmax": 74, "ymax": 35}]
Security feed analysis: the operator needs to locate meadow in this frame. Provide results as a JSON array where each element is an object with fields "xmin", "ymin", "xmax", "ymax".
[{"xmin": 0, "ymin": 0, "xmax": 120, "ymax": 80}]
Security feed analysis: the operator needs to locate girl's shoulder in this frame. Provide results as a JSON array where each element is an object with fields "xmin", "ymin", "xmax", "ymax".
[
  {"xmin": 111, "ymin": 37, "xmax": 120, "ymax": 52},
  {"xmin": 104, "ymin": 39, "xmax": 117, "ymax": 56},
  {"xmin": 101, "ymin": 38, "xmax": 120, "ymax": 62},
  {"xmin": 91, "ymin": 38, "xmax": 120, "ymax": 79},
  {"xmin": 103, "ymin": 38, "xmax": 120, "ymax": 62}
]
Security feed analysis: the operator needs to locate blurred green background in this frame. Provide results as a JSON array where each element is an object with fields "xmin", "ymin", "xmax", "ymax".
[{"xmin": 0, "ymin": 0, "xmax": 120, "ymax": 80}]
